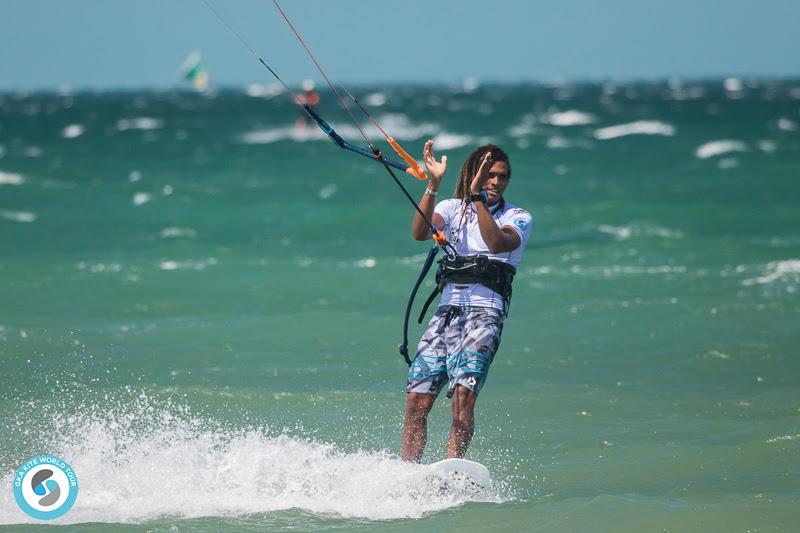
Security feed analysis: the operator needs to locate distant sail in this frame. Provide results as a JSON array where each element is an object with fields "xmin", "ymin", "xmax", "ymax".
[{"xmin": 180, "ymin": 51, "xmax": 210, "ymax": 91}]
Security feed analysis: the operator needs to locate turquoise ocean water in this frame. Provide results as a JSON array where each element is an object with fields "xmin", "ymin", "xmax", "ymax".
[{"xmin": 1, "ymin": 80, "xmax": 798, "ymax": 531}]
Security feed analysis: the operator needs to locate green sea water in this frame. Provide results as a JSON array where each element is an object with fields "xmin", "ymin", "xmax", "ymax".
[{"xmin": 1, "ymin": 80, "xmax": 799, "ymax": 531}]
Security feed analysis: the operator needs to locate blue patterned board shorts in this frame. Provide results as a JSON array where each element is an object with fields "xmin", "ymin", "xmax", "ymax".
[{"xmin": 407, "ymin": 305, "xmax": 504, "ymax": 398}]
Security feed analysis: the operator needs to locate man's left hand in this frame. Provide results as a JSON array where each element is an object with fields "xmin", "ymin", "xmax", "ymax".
[{"xmin": 469, "ymin": 151, "xmax": 493, "ymax": 194}]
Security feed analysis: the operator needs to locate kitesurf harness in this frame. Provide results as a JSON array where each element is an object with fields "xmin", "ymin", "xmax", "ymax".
[{"xmin": 398, "ymin": 200, "xmax": 516, "ymax": 366}]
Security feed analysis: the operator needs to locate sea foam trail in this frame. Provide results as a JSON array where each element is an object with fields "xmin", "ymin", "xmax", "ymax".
[{"xmin": 0, "ymin": 394, "xmax": 502, "ymax": 525}]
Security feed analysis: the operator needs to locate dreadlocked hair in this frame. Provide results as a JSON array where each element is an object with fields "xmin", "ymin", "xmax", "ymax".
[{"xmin": 453, "ymin": 144, "xmax": 512, "ymax": 201}]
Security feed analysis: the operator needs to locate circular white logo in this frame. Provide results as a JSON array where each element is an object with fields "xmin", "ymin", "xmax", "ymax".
[{"xmin": 13, "ymin": 455, "xmax": 78, "ymax": 520}]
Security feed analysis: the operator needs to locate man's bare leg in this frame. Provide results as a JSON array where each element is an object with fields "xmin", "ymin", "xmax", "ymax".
[
  {"xmin": 446, "ymin": 385, "xmax": 478, "ymax": 458},
  {"xmin": 401, "ymin": 392, "xmax": 436, "ymax": 462}
]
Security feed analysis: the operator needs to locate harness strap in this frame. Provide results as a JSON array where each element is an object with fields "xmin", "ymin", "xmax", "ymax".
[
  {"xmin": 417, "ymin": 286, "xmax": 441, "ymax": 325},
  {"xmin": 398, "ymin": 244, "xmax": 439, "ymax": 365}
]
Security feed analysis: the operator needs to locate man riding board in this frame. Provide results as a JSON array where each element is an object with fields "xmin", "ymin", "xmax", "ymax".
[{"xmin": 401, "ymin": 140, "xmax": 533, "ymax": 462}]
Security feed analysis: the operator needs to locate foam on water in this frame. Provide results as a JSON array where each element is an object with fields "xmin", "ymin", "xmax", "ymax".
[
  {"xmin": 116, "ymin": 117, "xmax": 164, "ymax": 131},
  {"xmin": 0, "ymin": 209, "xmax": 36, "ymax": 223},
  {"xmin": 766, "ymin": 433, "xmax": 800, "ymax": 443},
  {"xmin": 0, "ymin": 393, "xmax": 503, "ymax": 525},
  {"xmin": 75, "ymin": 261, "xmax": 123, "ymax": 273},
  {"xmin": 62, "ymin": 124, "xmax": 85, "ymax": 139},
  {"xmin": 563, "ymin": 264, "xmax": 688, "ymax": 277},
  {"xmin": 718, "ymin": 157, "xmax": 739, "ymax": 170},
  {"xmin": 508, "ymin": 114, "xmax": 537, "ymax": 137},
  {"xmin": 318, "ymin": 183, "xmax": 338, "ymax": 200},
  {"xmin": 695, "ymin": 140, "xmax": 747, "ymax": 159},
  {"xmin": 596, "ymin": 222, "xmax": 684, "ymax": 240},
  {"xmin": 757, "ymin": 140, "xmax": 777, "ymax": 153},
  {"xmin": 777, "ymin": 118, "xmax": 797, "ymax": 131},
  {"xmin": 159, "ymin": 257, "xmax": 218, "ymax": 271},
  {"xmin": 132, "ymin": 192, "xmax": 151, "ymax": 206},
  {"xmin": 541, "ymin": 110, "xmax": 596, "ymax": 126},
  {"xmin": 431, "ymin": 132, "xmax": 474, "ymax": 150},
  {"xmin": 461, "ymin": 77, "xmax": 479, "ymax": 93},
  {"xmin": 364, "ymin": 92, "xmax": 387, "ymax": 107},
  {"xmin": 160, "ymin": 227, "xmax": 198, "ymax": 239},
  {"xmin": 0, "ymin": 170, "xmax": 24, "ymax": 185},
  {"xmin": 724, "ymin": 77, "xmax": 744, "ymax": 92},
  {"xmin": 741, "ymin": 259, "xmax": 800, "ymax": 286},
  {"xmin": 23, "ymin": 146, "xmax": 43, "ymax": 158},
  {"xmin": 593, "ymin": 120, "xmax": 675, "ymax": 140},
  {"xmin": 376, "ymin": 114, "xmax": 438, "ymax": 140},
  {"xmin": 353, "ymin": 257, "xmax": 377, "ymax": 269}
]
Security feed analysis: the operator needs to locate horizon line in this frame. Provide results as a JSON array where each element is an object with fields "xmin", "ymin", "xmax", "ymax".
[{"xmin": 2, "ymin": 74, "xmax": 799, "ymax": 95}]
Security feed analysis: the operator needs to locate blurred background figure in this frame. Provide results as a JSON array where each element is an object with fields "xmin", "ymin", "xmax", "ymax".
[{"xmin": 294, "ymin": 79, "xmax": 320, "ymax": 130}]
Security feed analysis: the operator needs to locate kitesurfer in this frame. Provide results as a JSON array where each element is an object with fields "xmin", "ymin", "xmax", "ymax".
[
  {"xmin": 294, "ymin": 79, "xmax": 320, "ymax": 130},
  {"xmin": 401, "ymin": 141, "xmax": 533, "ymax": 462}
]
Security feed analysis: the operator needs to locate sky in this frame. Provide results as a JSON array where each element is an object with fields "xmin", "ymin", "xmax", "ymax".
[{"xmin": 1, "ymin": 0, "xmax": 798, "ymax": 91}]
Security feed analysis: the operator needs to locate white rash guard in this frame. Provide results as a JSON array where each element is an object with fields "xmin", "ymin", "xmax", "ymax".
[{"xmin": 434, "ymin": 197, "xmax": 533, "ymax": 311}]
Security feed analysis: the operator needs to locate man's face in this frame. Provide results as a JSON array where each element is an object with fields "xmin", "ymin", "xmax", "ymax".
[{"xmin": 484, "ymin": 161, "xmax": 510, "ymax": 204}]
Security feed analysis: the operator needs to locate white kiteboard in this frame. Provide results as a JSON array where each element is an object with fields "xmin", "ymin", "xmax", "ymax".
[{"xmin": 427, "ymin": 458, "xmax": 492, "ymax": 493}]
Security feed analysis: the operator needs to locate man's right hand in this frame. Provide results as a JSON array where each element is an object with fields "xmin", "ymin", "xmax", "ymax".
[{"xmin": 423, "ymin": 139, "xmax": 447, "ymax": 188}]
